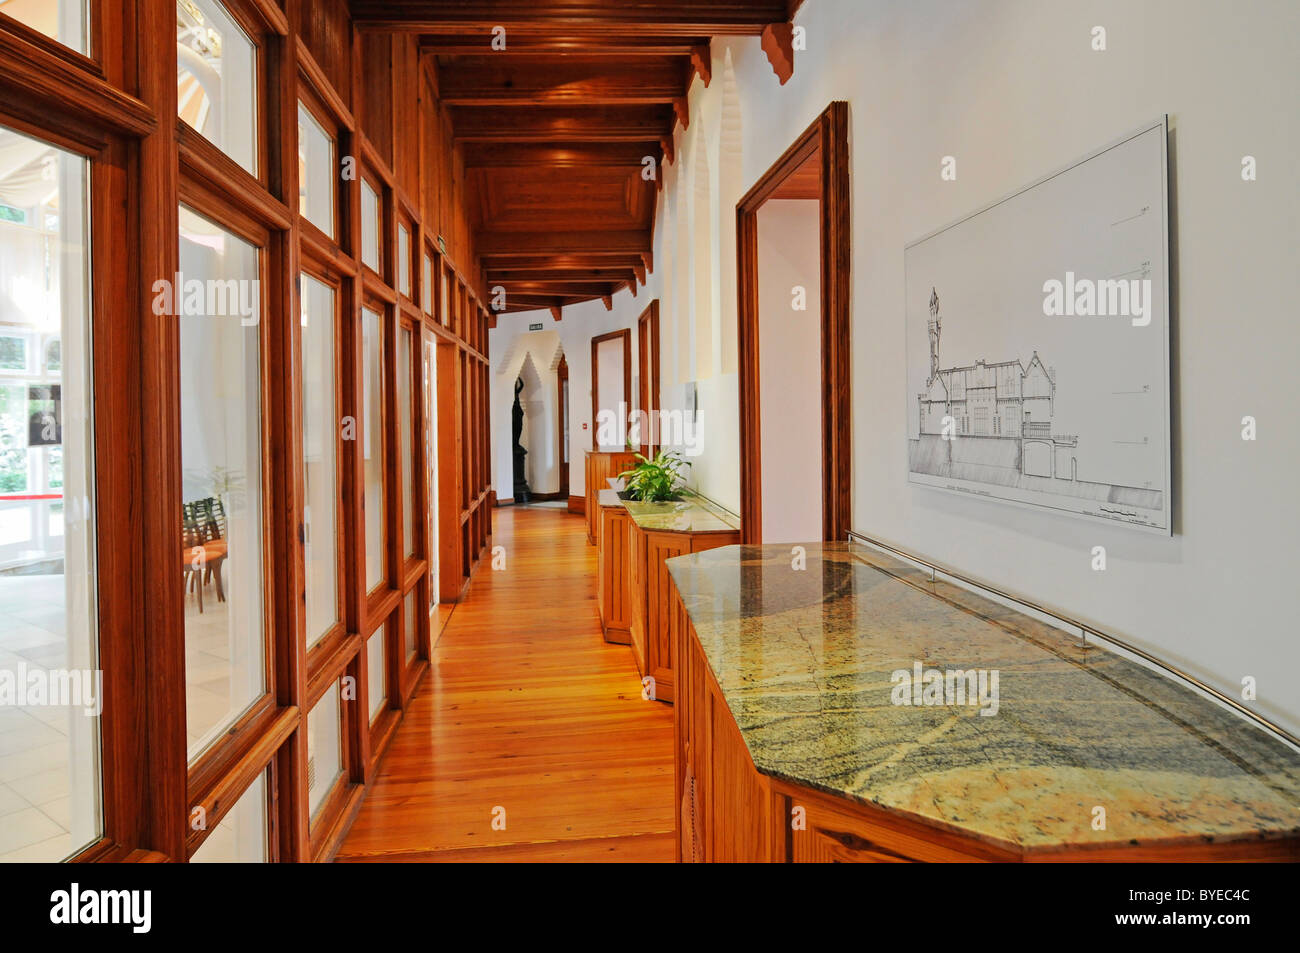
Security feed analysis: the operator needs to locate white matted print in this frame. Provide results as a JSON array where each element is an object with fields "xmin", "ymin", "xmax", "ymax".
[{"xmin": 905, "ymin": 118, "xmax": 1172, "ymax": 534}]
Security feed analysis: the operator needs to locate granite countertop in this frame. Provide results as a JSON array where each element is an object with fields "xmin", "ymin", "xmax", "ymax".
[
  {"xmin": 622, "ymin": 494, "xmax": 740, "ymax": 534},
  {"xmin": 665, "ymin": 543, "xmax": 1300, "ymax": 854}
]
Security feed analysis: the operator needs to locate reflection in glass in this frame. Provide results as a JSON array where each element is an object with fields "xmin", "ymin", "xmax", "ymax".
[
  {"xmin": 177, "ymin": 0, "xmax": 258, "ymax": 176},
  {"xmin": 361, "ymin": 179, "xmax": 380, "ymax": 273},
  {"xmin": 297, "ymin": 104, "xmax": 334, "ymax": 239},
  {"xmin": 306, "ymin": 682, "xmax": 342, "ymax": 823},
  {"xmin": 362, "ymin": 307, "xmax": 384, "ymax": 592},
  {"xmin": 399, "ymin": 326, "xmax": 414, "ymax": 558},
  {"xmin": 0, "ymin": 125, "xmax": 99, "ymax": 863},
  {"xmin": 301, "ymin": 275, "xmax": 338, "ymax": 649},
  {"xmin": 367, "ymin": 623, "xmax": 386, "ymax": 724},
  {"xmin": 397, "ymin": 225, "xmax": 411, "ymax": 299},
  {"xmin": 179, "ymin": 204, "xmax": 265, "ymax": 763},
  {"xmin": 422, "ymin": 255, "xmax": 433, "ymax": 315},
  {"xmin": 191, "ymin": 769, "xmax": 268, "ymax": 862},
  {"xmin": 404, "ymin": 589, "xmax": 418, "ymax": 661},
  {"xmin": 2, "ymin": 0, "xmax": 87, "ymax": 53}
]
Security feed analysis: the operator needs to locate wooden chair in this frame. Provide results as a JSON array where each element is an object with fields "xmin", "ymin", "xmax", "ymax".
[{"xmin": 181, "ymin": 497, "xmax": 229, "ymax": 612}]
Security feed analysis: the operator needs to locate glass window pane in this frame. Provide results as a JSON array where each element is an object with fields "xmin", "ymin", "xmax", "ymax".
[
  {"xmin": 361, "ymin": 179, "xmax": 380, "ymax": 273},
  {"xmin": 362, "ymin": 307, "xmax": 384, "ymax": 592},
  {"xmin": 403, "ymin": 589, "xmax": 418, "ymax": 662},
  {"xmin": 178, "ymin": 205, "xmax": 265, "ymax": 763},
  {"xmin": 439, "ymin": 270, "xmax": 449, "ymax": 326},
  {"xmin": 399, "ymin": 327, "xmax": 414, "ymax": 558},
  {"xmin": 0, "ymin": 127, "xmax": 99, "ymax": 863},
  {"xmin": 1, "ymin": 0, "xmax": 87, "ymax": 53},
  {"xmin": 367, "ymin": 624, "xmax": 386, "ymax": 724},
  {"xmin": 306, "ymin": 682, "xmax": 342, "ymax": 823},
  {"xmin": 191, "ymin": 769, "xmax": 268, "ymax": 862},
  {"xmin": 177, "ymin": 0, "xmax": 258, "ymax": 176},
  {"xmin": 397, "ymin": 225, "xmax": 411, "ymax": 298},
  {"xmin": 301, "ymin": 275, "xmax": 338, "ymax": 649},
  {"xmin": 297, "ymin": 104, "xmax": 334, "ymax": 240},
  {"xmin": 422, "ymin": 255, "xmax": 433, "ymax": 315},
  {"xmin": 423, "ymin": 335, "xmax": 438, "ymax": 609}
]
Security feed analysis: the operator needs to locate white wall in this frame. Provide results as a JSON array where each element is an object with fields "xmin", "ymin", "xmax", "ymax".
[
  {"xmin": 757, "ymin": 199, "xmax": 823, "ymax": 543},
  {"xmin": 487, "ymin": 0, "xmax": 1300, "ymax": 734}
]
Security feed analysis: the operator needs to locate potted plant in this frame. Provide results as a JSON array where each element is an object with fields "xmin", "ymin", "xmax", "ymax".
[{"xmin": 618, "ymin": 450, "xmax": 690, "ymax": 502}]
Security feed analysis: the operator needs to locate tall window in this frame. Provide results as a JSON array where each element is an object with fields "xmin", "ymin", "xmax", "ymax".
[
  {"xmin": 397, "ymin": 224, "xmax": 411, "ymax": 299},
  {"xmin": 190, "ymin": 770, "xmax": 268, "ymax": 862},
  {"xmin": 360, "ymin": 179, "xmax": 380, "ymax": 273},
  {"xmin": 367, "ymin": 623, "xmax": 386, "ymax": 725},
  {"xmin": 176, "ymin": 0, "xmax": 258, "ymax": 176},
  {"xmin": 398, "ymin": 326, "xmax": 414, "ymax": 558},
  {"xmin": 306, "ymin": 682, "xmax": 342, "ymax": 824},
  {"xmin": 362, "ymin": 307, "xmax": 385, "ymax": 592},
  {"xmin": 0, "ymin": 126, "xmax": 98, "ymax": 863},
  {"xmin": 1, "ymin": 0, "xmax": 88, "ymax": 53},
  {"xmin": 178, "ymin": 205, "xmax": 265, "ymax": 763},
  {"xmin": 300, "ymin": 274, "xmax": 338, "ymax": 649},
  {"xmin": 297, "ymin": 104, "xmax": 335, "ymax": 239}
]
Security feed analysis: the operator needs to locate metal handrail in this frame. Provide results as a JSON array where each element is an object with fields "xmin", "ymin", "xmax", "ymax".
[{"xmin": 845, "ymin": 528, "xmax": 1299, "ymax": 749}]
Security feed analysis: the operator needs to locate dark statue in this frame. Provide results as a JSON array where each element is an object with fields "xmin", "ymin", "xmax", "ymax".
[{"xmin": 512, "ymin": 376, "xmax": 530, "ymax": 503}]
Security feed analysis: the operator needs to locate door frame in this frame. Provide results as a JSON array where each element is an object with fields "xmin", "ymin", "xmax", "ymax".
[
  {"xmin": 636, "ymin": 299, "xmax": 661, "ymax": 457},
  {"xmin": 590, "ymin": 328, "xmax": 631, "ymax": 450},
  {"xmin": 736, "ymin": 101, "xmax": 851, "ymax": 544}
]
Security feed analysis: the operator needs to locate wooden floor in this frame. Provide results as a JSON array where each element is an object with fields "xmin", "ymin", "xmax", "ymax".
[{"xmin": 336, "ymin": 505, "xmax": 677, "ymax": 862}]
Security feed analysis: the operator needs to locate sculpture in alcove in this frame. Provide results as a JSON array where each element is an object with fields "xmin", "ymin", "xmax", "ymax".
[{"xmin": 512, "ymin": 376, "xmax": 530, "ymax": 503}]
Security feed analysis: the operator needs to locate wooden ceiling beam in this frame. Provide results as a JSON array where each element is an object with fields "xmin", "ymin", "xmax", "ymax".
[
  {"xmin": 487, "ymin": 268, "xmax": 638, "ymax": 283},
  {"xmin": 450, "ymin": 105, "xmax": 674, "ymax": 142},
  {"xmin": 438, "ymin": 57, "xmax": 687, "ymax": 106},
  {"xmin": 482, "ymin": 253, "xmax": 647, "ymax": 271},
  {"xmin": 420, "ymin": 34, "xmax": 709, "ymax": 56},
  {"xmin": 462, "ymin": 141, "xmax": 660, "ymax": 169},
  {"xmin": 352, "ymin": 1, "xmax": 789, "ymax": 35},
  {"xmin": 478, "ymin": 229, "xmax": 651, "ymax": 257}
]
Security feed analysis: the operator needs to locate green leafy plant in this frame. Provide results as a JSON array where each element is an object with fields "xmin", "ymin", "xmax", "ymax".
[{"xmin": 618, "ymin": 450, "xmax": 690, "ymax": 503}]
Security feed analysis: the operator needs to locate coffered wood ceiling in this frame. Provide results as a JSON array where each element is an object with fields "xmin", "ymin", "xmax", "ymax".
[{"xmin": 352, "ymin": 0, "xmax": 802, "ymax": 316}]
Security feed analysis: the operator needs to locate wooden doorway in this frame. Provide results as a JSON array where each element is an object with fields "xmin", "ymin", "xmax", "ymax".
[
  {"xmin": 637, "ymin": 300, "xmax": 661, "ymax": 457},
  {"xmin": 590, "ymin": 328, "xmax": 632, "ymax": 450},
  {"xmin": 736, "ymin": 102, "xmax": 851, "ymax": 545}
]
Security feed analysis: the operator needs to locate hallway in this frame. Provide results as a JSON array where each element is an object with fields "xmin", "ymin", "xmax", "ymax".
[{"xmin": 336, "ymin": 507, "xmax": 676, "ymax": 862}]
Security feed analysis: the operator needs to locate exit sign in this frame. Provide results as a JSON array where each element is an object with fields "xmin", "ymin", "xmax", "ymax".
[{"xmin": 528, "ymin": 322, "xmax": 543, "ymax": 331}]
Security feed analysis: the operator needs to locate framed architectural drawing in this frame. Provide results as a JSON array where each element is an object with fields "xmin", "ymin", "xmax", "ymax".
[{"xmin": 905, "ymin": 118, "xmax": 1172, "ymax": 534}]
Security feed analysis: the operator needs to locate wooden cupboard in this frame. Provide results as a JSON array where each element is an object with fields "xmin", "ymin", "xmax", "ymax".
[
  {"xmin": 672, "ymin": 589, "xmax": 1300, "ymax": 863},
  {"xmin": 628, "ymin": 521, "xmax": 739, "ymax": 704},
  {"xmin": 584, "ymin": 450, "xmax": 638, "ymax": 544},
  {"xmin": 597, "ymin": 495, "xmax": 632, "ymax": 644}
]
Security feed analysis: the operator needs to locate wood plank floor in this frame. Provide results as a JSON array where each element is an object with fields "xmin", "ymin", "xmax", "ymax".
[{"xmin": 336, "ymin": 505, "xmax": 676, "ymax": 862}]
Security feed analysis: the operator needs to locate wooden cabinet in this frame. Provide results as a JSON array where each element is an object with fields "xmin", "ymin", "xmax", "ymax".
[
  {"xmin": 583, "ymin": 451, "xmax": 637, "ymax": 544},
  {"xmin": 628, "ymin": 521, "xmax": 739, "ymax": 704},
  {"xmin": 672, "ymin": 587, "xmax": 1300, "ymax": 863},
  {"xmin": 597, "ymin": 499, "xmax": 632, "ymax": 644}
]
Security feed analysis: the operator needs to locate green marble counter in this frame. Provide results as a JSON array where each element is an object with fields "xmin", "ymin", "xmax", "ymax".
[
  {"xmin": 622, "ymin": 493, "xmax": 739, "ymax": 535},
  {"xmin": 665, "ymin": 542, "xmax": 1300, "ymax": 853},
  {"xmin": 597, "ymin": 488, "xmax": 625, "ymax": 509}
]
